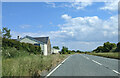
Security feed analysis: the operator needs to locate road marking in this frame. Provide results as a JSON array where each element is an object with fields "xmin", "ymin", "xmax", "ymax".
[
  {"xmin": 92, "ymin": 60, "xmax": 102, "ymax": 65},
  {"xmin": 45, "ymin": 55, "xmax": 71, "ymax": 78},
  {"xmin": 113, "ymin": 70, "xmax": 120, "ymax": 75},
  {"xmin": 80, "ymin": 54, "xmax": 90, "ymax": 60},
  {"xmin": 81, "ymin": 54, "xmax": 120, "ymax": 75},
  {"xmin": 86, "ymin": 57, "xmax": 90, "ymax": 60}
]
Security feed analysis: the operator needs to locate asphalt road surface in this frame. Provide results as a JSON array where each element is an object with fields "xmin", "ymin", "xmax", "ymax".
[{"xmin": 49, "ymin": 54, "xmax": 119, "ymax": 77}]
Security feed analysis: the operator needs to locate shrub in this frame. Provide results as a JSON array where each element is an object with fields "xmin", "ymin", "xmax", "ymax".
[
  {"xmin": 2, "ymin": 47, "xmax": 29, "ymax": 58},
  {"xmin": 2, "ymin": 38, "xmax": 42, "ymax": 58}
]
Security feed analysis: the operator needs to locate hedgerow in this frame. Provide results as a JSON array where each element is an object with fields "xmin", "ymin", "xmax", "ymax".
[{"xmin": 2, "ymin": 38, "xmax": 41, "ymax": 58}]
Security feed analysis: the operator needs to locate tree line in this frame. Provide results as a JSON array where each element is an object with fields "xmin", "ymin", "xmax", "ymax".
[
  {"xmin": 59, "ymin": 46, "xmax": 83, "ymax": 54},
  {"xmin": 93, "ymin": 42, "xmax": 120, "ymax": 53},
  {"xmin": 54, "ymin": 41, "xmax": 120, "ymax": 54}
]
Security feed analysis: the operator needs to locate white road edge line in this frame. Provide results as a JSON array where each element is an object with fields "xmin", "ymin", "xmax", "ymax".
[
  {"xmin": 45, "ymin": 55, "xmax": 71, "ymax": 78},
  {"xmin": 113, "ymin": 70, "xmax": 120, "ymax": 75},
  {"xmin": 92, "ymin": 60, "xmax": 102, "ymax": 65},
  {"xmin": 86, "ymin": 57, "xmax": 90, "ymax": 60}
]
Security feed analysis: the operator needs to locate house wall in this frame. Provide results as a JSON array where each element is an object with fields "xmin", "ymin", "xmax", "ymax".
[
  {"xmin": 51, "ymin": 48, "xmax": 60, "ymax": 54},
  {"xmin": 47, "ymin": 38, "xmax": 51, "ymax": 55},
  {"xmin": 43, "ymin": 44, "xmax": 47, "ymax": 56}
]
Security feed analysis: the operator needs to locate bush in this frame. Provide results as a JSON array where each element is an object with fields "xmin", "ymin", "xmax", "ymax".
[
  {"xmin": 2, "ymin": 38, "xmax": 42, "ymax": 58},
  {"xmin": 93, "ymin": 42, "xmax": 117, "ymax": 53},
  {"xmin": 61, "ymin": 46, "xmax": 68, "ymax": 54},
  {"xmin": 2, "ymin": 47, "xmax": 29, "ymax": 58}
]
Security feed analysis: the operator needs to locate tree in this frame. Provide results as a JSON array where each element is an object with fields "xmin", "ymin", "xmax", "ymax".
[
  {"xmin": 53, "ymin": 46, "xmax": 59, "ymax": 50},
  {"xmin": 115, "ymin": 42, "xmax": 120, "ymax": 52},
  {"xmin": 76, "ymin": 50, "xmax": 81, "ymax": 53},
  {"xmin": 103, "ymin": 42, "xmax": 116, "ymax": 52},
  {"xmin": 93, "ymin": 42, "xmax": 117, "ymax": 53},
  {"xmin": 2, "ymin": 27, "xmax": 11, "ymax": 39},
  {"xmin": 0, "ymin": 37, "xmax": 1, "ymax": 48},
  {"xmin": 71, "ymin": 50, "xmax": 75, "ymax": 52},
  {"xmin": 61, "ymin": 46, "xmax": 68, "ymax": 54},
  {"xmin": 96, "ymin": 46, "xmax": 104, "ymax": 52}
]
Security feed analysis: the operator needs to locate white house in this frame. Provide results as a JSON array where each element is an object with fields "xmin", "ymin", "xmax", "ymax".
[
  {"xmin": 17, "ymin": 35, "xmax": 51, "ymax": 56},
  {"xmin": 51, "ymin": 48, "xmax": 60, "ymax": 54}
]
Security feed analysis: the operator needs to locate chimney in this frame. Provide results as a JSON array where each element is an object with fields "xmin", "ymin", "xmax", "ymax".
[{"xmin": 17, "ymin": 36, "xmax": 20, "ymax": 41}]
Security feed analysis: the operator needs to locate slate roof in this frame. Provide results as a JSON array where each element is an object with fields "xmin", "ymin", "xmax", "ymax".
[
  {"xmin": 20, "ymin": 35, "xmax": 49, "ymax": 44},
  {"xmin": 33, "ymin": 37, "xmax": 49, "ymax": 44}
]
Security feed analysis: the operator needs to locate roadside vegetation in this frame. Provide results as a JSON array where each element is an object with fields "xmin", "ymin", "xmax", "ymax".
[
  {"xmin": 87, "ymin": 52, "xmax": 119, "ymax": 59},
  {"xmin": 87, "ymin": 42, "xmax": 120, "ymax": 59},
  {"xmin": 3, "ymin": 48, "xmax": 66, "ymax": 76},
  {"xmin": 59, "ymin": 42, "xmax": 120, "ymax": 59}
]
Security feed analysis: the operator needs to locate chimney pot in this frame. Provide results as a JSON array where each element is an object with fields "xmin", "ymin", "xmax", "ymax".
[{"xmin": 17, "ymin": 36, "xmax": 20, "ymax": 40}]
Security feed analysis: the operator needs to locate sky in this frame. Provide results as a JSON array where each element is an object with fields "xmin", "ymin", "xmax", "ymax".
[{"xmin": 2, "ymin": 1, "xmax": 119, "ymax": 51}]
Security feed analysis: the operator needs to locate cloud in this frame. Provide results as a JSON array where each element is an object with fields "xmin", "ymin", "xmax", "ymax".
[
  {"xmin": 46, "ymin": 1, "xmax": 119, "ymax": 11},
  {"xmin": 11, "ymin": 30, "xmax": 49, "ymax": 39},
  {"xmin": 11, "ymin": 14, "xmax": 118, "ymax": 51},
  {"xmin": 19, "ymin": 25, "xmax": 31, "ymax": 29},
  {"xmin": 100, "ymin": 0, "xmax": 119, "ymax": 11},
  {"xmin": 61, "ymin": 14, "xmax": 72, "ymax": 20},
  {"xmin": 46, "ymin": 2, "xmax": 92, "ymax": 10},
  {"xmin": 70, "ymin": 2, "xmax": 92, "ymax": 10},
  {"xmin": 37, "ymin": 25, "xmax": 43, "ymax": 28},
  {"xmin": 46, "ymin": 2, "xmax": 56, "ymax": 8},
  {"xmin": 49, "ymin": 14, "xmax": 118, "ymax": 50},
  {"xmin": 53, "ymin": 14, "xmax": 118, "ymax": 42}
]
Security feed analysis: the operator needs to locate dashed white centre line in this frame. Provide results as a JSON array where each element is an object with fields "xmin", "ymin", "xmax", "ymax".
[
  {"xmin": 81, "ymin": 54, "xmax": 120, "ymax": 75},
  {"xmin": 113, "ymin": 70, "xmax": 120, "ymax": 75},
  {"xmin": 92, "ymin": 60, "xmax": 102, "ymax": 65},
  {"xmin": 86, "ymin": 57, "xmax": 90, "ymax": 60}
]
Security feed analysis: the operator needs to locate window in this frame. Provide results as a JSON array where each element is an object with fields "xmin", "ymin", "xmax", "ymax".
[{"xmin": 34, "ymin": 43, "xmax": 40, "ymax": 46}]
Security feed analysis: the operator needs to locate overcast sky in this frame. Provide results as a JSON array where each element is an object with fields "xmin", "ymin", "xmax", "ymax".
[{"xmin": 2, "ymin": 1, "xmax": 119, "ymax": 51}]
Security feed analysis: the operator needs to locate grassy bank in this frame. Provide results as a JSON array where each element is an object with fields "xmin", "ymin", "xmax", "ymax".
[
  {"xmin": 2, "ymin": 49, "xmax": 67, "ymax": 76},
  {"xmin": 87, "ymin": 52, "xmax": 119, "ymax": 59}
]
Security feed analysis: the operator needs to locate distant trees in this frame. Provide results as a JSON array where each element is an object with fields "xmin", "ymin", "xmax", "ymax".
[
  {"xmin": 60, "ymin": 46, "xmax": 83, "ymax": 54},
  {"xmin": 93, "ymin": 42, "xmax": 119, "ymax": 53},
  {"xmin": 76, "ymin": 50, "xmax": 81, "ymax": 53},
  {"xmin": 53, "ymin": 46, "xmax": 59, "ymax": 50},
  {"xmin": 2, "ymin": 27, "xmax": 11, "ymax": 39},
  {"xmin": 71, "ymin": 50, "xmax": 75, "ymax": 52}
]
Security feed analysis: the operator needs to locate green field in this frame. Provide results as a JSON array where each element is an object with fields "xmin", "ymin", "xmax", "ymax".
[{"xmin": 87, "ymin": 52, "xmax": 119, "ymax": 59}]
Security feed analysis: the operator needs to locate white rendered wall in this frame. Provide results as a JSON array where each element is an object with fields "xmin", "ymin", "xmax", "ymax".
[
  {"xmin": 51, "ymin": 48, "xmax": 60, "ymax": 54},
  {"xmin": 43, "ymin": 44, "xmax": 47, "ymax": 56}
]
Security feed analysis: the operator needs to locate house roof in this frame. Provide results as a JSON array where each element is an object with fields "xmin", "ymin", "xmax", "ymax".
[
  {"xmin": 20, "ymin": 35, "xmax": 49, "ymax": 44},
  {"xmin": 33, "ymin": 37, "xmax": 49, "ymax": 44}
]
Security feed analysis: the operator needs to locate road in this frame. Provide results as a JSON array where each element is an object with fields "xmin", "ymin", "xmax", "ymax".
[{"xmin": 47, "ymin": 54, "xmax": 119, "ymax": 77}]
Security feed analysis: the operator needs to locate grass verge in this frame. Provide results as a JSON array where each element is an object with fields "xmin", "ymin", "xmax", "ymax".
[
  {"xmin": 2, "ymin": 52, "xmax": 67, "ymax": 77},
  {"xmin": 87, "ymin": 52, "xmax": 119, "ymax": 59}
]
